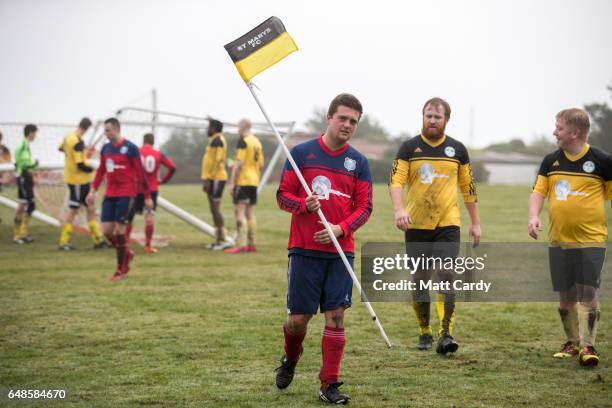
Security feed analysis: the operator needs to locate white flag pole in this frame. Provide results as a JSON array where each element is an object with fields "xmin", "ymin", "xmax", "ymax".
[{"xmin": 246, "ymin": 81, "xmax": 392, "ymax": 348}]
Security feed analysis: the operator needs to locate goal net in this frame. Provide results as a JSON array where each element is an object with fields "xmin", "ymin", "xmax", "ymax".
[{"xmin": 0, "ymin": 112, "xmax": 294, "ymax": 246}]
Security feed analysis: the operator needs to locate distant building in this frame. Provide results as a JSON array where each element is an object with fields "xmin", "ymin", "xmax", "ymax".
[{"xmin": 473, "ymin": 151, "xmax": 541, "ymax": 185}]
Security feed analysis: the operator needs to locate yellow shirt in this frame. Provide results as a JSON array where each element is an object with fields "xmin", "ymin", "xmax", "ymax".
[
  {"xmin": 389, "ymin": 134, "xmax": 477, "ymax": 230},
  {"xmin": 235, "ymin": 133, "xmax": 264, "ymax": 187},
  {"xmin": 201, "ymin": 133, "xmax": 228, "ymax": 181},
  {"xmin": 59, "ymin": 131, "xmax": 93, "ymax": 185},
  {"xmin": 533, "ymin": 144, "xmax": 612, "ymax": 246}
]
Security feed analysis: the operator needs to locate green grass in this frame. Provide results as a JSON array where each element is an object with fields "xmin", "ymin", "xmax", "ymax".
[{"xmin": 0, "ymin": 184, "xmax": 610, "ymax": 407}]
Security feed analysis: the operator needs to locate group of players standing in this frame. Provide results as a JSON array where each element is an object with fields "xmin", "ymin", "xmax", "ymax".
[
  {"xmin": 9, "ymin": 118, "xmax": 177, "ymax": 281},
  {"xmin": 7, "ymin": 115, "xmax": 264, "ymax": 280},
  {"xmin": 200, "ymin": 118, "xmax": 264, "ymax": 253},
  {"xmin": 273, "ymin": 93, "xmax": 610, "ymax": 404}
]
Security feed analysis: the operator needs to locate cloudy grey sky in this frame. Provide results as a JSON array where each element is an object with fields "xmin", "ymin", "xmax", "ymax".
[{"xmin": 1, "ymin": 0, "xmax": 611, "ymax": 147}]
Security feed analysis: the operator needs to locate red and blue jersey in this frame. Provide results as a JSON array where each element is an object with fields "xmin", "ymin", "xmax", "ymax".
[
  {"xmin": 139, "ymin": 144, "xmax": 176, "ymax": 192},
  {"xmin": 277, "ymin": 135, "xmax": 373, "ymax": 257},
  {"xmin": 92, "ymin": 138, "xmax": 149, "ymax": 198}
]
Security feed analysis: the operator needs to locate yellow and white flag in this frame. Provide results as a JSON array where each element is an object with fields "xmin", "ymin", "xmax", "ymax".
[{"xmin": 224, "ymin": 16, "xmax": 298, "ymax": 82}]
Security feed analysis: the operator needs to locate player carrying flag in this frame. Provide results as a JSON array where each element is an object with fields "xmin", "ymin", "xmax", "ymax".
[
  {"xmin": 275, "ymin": 93, "xmax": 372, "ymax": 404},
  {"xmin": 86, "ymin": 118, "xmax": 150, "ymax": 281}
]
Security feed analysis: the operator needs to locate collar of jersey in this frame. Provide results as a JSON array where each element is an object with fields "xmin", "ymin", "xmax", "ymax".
[
  {"xmin": 211, "ymin": 132, "xmax": 223, "ymax": 139},
  {"xmin": 318, "ymin": 135, "xmax": 349, "ymax": 156},
  {"xmin": 420, "ymin": 134, "xmax": 446, "ymax": 147},
  {"xmin": 563, "ymin": 143, "xmax": 589, "ymax": 162},
  {"xmin": 111, "ymin": 138, "xmax": 126, "ymax": 148}
]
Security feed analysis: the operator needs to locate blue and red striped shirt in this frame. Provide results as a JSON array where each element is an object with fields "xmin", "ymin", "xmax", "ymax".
[{"xmin": 277, "ymin": 136, "xmax": 373, "ymax": 257}]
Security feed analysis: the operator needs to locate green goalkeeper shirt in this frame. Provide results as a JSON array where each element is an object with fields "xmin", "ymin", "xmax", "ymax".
[{"xmin": 14, "ymin": 139, "xmax": 36, "ymax": 176}]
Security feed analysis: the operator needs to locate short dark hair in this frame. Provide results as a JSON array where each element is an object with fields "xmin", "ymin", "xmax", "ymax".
[
  {"xmin": 327, "ymin": 93, "xmax": 363, "ymax": 118},
  {"xmin": 24, "ymin": 124, "xmax": 38, "ymax": 137},
  {"xmin": 104, "ymin": 117, "xmax": 121, "ymax": 130},
  {"xmin": 422, "ymin": 97, "xmax": 451, "ymax": 120},
  {"xmin": 79, "ymin": 117, "xmax": 92, "ymax": 131},
  {"xmin": 209, "ymin": 119, "xmax": 223, "ymax": 133},
  {"xmin": 143, "ymin": 133, "xmax": 155, "ymax": 145}
]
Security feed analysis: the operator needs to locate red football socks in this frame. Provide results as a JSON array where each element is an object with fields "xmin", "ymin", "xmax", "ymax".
[
  {"xmin": 115, "ymin": 234, "xmax": 126, "ymax": 270},
  {"xmin": 319, "ymin": 326, "xmax": 345, "ymax": 388},
  {"xmin": 283, "ymin": 323, "xmax": 306, "ymax": 362},
  {"xmin": 145, "ymin": 224, "xmax": 154, "ymax": 246}
]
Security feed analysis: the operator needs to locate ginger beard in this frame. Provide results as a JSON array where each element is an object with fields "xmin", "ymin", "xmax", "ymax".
[
  {"xmin": 422, "ymin": 119, "xmax": 446, "ymax": 140},
  {"xmin": 421, "ymin": 103, "xmax": 448, "ymax": 140}
]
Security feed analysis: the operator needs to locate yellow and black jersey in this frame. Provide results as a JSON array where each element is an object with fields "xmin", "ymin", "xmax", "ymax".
[
  {"xmin": 533, "ymin": 144, "xmax": 612, "ymax": 245},
  {"xmin": 201, "ymin": 132, "xmax": 228, "ymax": 181},
  {"xmin": 234, "ymin": 133, "xmax": 264, "ymax": 187},
  {"xmin": 389, "ymin": 134, "xmax": 477, "ymax": 230},
  {"xmin": 59, "ymin": 131, "xmax": 94, "ymax": 185}
]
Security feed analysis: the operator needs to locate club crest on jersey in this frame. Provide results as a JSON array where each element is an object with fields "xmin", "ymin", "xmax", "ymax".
[
  {"xmin": 311, "ymin": 175, "xmax": 350, "ymax": 200},
  {"xmin": 583, "ymin": 161, "xmax": 595, "ymax": 173},
  {"xmin": 344, "ymin": 157, "xmax": 356, "ymax": 171},
  {"xmin": 444, "ymin": 146, "xmax": 456, "ymax": 157},
  {"xmin": 120, "ymin": 146, "xmax": 128, "ymax": 154},
  {"xmin": 554, "ymin": 180, "xmax": 587, "ymax": 201}
]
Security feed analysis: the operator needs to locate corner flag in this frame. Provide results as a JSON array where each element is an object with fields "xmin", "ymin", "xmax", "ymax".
[{"xmin": 224, "ymin": 16, "xmax": 298, "ymax": 82}]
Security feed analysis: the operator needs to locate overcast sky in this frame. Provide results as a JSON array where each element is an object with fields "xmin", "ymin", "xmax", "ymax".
[{"xmin": 1, "ymin": 0, "xmax": 611, "ymax": 148}]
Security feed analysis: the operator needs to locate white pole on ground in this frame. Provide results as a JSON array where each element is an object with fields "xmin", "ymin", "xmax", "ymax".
[
  {"xmin": 245, "ymin": 82, "xmax": 392, "ymax": 348},
  {"xmin": 157, "ymin": 196, "xmax": 235, "ymax": 244},
  {"xmin": 258, "ymin": 121, "xmax": 296, "ymax": 195},
  {"xmin": 0, "ymin": 194, "xmax": 60, "ymax": 227}
]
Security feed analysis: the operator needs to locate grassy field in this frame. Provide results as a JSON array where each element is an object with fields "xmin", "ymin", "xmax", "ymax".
[{"xmin": 0, "ymin": 183, "xmax": 611, "ymax": 407}]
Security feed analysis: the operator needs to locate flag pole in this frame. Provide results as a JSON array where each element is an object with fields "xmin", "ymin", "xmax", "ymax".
[{"xmin": 245, "ymin": 81, "xmax": 392, "ymax": 348}]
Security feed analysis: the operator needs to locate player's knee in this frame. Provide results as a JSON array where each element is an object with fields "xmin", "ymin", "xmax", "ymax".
[
  {"xmin": 559, "ymin": 289, "xmax": 577, "ymax": 303},
  {"xmin": 286, "ymin": 314, "xmax": 310, "ymax": 333},
  {"xmin": 577, "ymin": 284, "xmax": 597, "ymax": 303},
  {"xmin": 325, "ymin": 308, "xmax": 345, "ymax": 328}
]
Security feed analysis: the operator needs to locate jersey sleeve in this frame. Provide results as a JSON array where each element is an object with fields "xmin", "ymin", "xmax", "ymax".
[
  {"xmin": 159, "ymin": 153, "xmax": 176, "ymax": 184},
  {"xmin": 533, "ymin": 156, "xmax": 551, "ymax": 197},
  {"xmin": 604, "ymin": 153, "xmax": 612, "ymax": 200},
  {"xmin": 389, "ymin": 141, "xmax": 411, "ymax": 188},
  {"xmin": 235, "ymin": 139, "xmax": 247, "ymax": 162},
  {"xmin": 276, "ymin": 147, "xmax": 307, "ymax": 214},
  {"xmin": 201, "ymin": 149, "xmax": 209, "ymax": 180},
  {"xmin": 338, "ymin": 157, "xmax": 373, "ymax": 237},
  {"xmin": 92, "ymin": 150, "xmax": 107, "ymax": 191},
  {"xmin": 258, "ymin": 144, "xmax": 265, "ymax": 169},
  {"xmin": 457, "ymin": 144, "xmax": 477, "ymax": 203},
  {"xmin": 130, "ymin": 146, "xmax": 151, "ymax": 198},
  {"xmin": 72, "ymin": 140, "xmax": 86, "ymax": 164},
  {"xmin": 214, "ymin": 141, "xmax": 225, "ymax": 167},
  {"xmin": 15, "ymin": 142, "xmax": 36, "ymax": 172}
]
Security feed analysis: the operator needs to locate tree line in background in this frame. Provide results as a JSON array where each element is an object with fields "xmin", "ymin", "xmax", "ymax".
[{"xmin": 160, "ymin": 81, "xmax": 612, "ymax": 185}]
